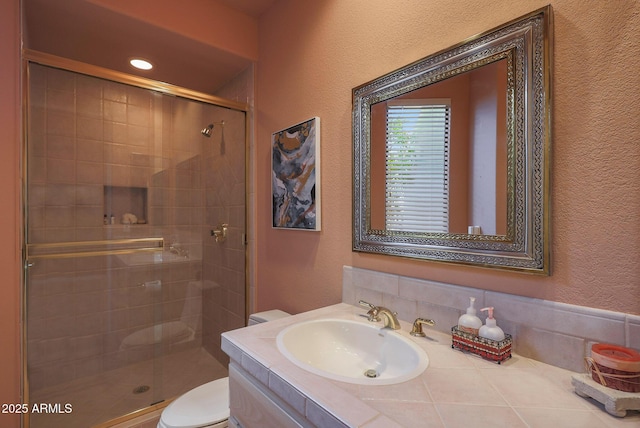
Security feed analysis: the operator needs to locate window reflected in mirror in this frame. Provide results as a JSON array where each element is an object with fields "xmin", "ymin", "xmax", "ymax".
[{"xmin": 369, "ymin": 59, "xmax": 508, "ymax": 236}]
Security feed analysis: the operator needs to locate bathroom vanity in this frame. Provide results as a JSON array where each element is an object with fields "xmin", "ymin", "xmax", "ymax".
[{"xmin": 222, "ymin": 303, "xmax": 636, "ymax": 427}]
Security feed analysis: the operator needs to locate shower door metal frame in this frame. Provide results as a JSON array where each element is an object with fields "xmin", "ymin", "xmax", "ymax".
[
  {"xmin": 21, "ymin": 49, "xmax": 251, "ymax": 428},
  {"xmin": 26, "ymin": 238, "xmax": 165, "ymax": 260}
]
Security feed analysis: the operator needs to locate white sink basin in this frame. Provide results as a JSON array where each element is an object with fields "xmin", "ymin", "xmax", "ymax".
[{"xmin": 276, "ymin": 318, "xmax": 428, "ymax": 385}]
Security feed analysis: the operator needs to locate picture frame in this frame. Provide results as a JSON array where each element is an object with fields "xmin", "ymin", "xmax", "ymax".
[{"xmin": 272, "ymin": 117, "xmax": 321, "ymax": 231}]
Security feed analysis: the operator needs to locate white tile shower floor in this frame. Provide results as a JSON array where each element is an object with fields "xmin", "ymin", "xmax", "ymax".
[{"xmin": 29, "ymin": 347, "xmax": 228, "ymax": 428}]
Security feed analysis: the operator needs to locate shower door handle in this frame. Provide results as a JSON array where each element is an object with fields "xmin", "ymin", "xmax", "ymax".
[{"xmin": 211, "ymin": 223, "xmax": 228, "ymax": 243}]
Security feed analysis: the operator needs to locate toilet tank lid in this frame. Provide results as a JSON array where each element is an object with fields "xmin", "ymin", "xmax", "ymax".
[
  {"xmin": 160, "ymin": 377, "xmax": 229, "ymax": 428},
  {"xmin": 249, "ymin": 309, "xmax": 291, "ymax": 323}
]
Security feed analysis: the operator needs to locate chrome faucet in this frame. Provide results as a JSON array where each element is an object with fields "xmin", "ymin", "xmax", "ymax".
[{"xmin": 358, "ymin": 300, "xmax": 400, "ymax": 330}]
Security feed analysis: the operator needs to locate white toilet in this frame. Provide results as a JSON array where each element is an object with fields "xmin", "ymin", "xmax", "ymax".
[{"xmin": 157, "ymin": 309, "xmax": 291, "ymax": 428}]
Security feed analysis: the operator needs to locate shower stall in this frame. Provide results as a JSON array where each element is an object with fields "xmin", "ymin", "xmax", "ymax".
[{"xmin": 23, "ymin": 57, "xmax": 248, "ymax": 427}]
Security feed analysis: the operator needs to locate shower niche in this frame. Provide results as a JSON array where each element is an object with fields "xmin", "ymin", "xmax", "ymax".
[{"xmin": 103, "ymin": 185, "xmax": 148, "ymax": 225}]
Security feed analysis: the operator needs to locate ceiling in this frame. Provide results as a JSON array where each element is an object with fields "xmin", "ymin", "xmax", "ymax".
[
  {"xmin": 217, "ymin": 0, "xmax": 275, "ymax": 18},
  {"xmin": 23, "ymin": 0, "xmax": 276, "ymax": 94}
]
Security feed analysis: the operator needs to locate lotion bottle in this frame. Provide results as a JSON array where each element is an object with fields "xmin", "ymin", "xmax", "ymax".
[
  {"xmin": 458, "ymin": 297, "xmax": 483, "ymax": 335},
  {"xmin": 479, "ymin": 307, "xmax": 506, "ymax": 341}
]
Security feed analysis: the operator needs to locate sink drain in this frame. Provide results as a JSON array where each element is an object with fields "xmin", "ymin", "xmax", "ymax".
[
  {"xmin": 364, "ymin": 369, "xmax": 379, "ymax": 378},
  {"xmin": 132, "ymin": 385, "xmax": 150, "ymax": 394}
]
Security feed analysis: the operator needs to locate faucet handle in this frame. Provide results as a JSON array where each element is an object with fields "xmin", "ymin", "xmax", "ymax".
[
  {"xmin": 358, "ymin": 300, "xmax": 381, "ymax": 322},
  {"xmin": 359, "ymin": 300, "xmax": 376, "ymax": 309},
  {"xmin": 410, "ymin": 317, "xmax": 436, "ymax": 337}
]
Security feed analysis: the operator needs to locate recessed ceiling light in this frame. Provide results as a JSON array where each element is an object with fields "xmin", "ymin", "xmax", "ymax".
[{"xmin": 129, "ymin": 58, "xmax": 153, "ymax": 70}]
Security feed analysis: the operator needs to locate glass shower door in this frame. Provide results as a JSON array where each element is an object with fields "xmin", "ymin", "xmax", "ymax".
[
  {"xmin": 24, "ymin": 240, "xmax": 169, "ymax": 427},
  {"xmin": 24, "ymin": 62, "xmax": 245, "ymax": 427}
]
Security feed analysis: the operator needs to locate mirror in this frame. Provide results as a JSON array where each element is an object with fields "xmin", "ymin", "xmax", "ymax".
[{"xmin": 353, "ymin": 6, "xmax": 552, "ymax": 273}]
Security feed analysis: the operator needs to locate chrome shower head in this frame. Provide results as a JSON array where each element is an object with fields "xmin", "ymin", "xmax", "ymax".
[{"xmin": 201, "ymin": 124, "xmax": 214, "ymax": 137}]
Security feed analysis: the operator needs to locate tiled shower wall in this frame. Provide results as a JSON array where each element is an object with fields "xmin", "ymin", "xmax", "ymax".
[
  {"xmin": 200, "ymin": 68, "xmax": 251, "ymax": 363},
  {"xmin": 26, "ymin": 63, "xmax": 245, "ymax": 390},
  {"xmin": 211, "ymin": 64, "xmax": 255, "ymax": 354},
  {"xmin": 343, "ymin": 266, "xmax": 640, "ymax": 373},
  {"xmin": 27, "ymin": 64, "xmax": 208, "ymax": 251}
]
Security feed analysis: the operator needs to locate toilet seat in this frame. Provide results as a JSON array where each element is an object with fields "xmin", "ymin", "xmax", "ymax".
[{"xmin": 158, "ymin": 377, "xmax": 229, "ymax": 428}]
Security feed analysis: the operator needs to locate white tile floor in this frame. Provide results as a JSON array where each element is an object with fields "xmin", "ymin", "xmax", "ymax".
[{"xmin": 29, "ymin": 347, "xmax": 227, "ymax": 428}]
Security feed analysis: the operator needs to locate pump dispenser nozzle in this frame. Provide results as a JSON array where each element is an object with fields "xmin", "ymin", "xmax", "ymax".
[
  {"xmin": 466, "ymin": 297, "xmax": 477, "ymax": 315},
  {"xmin": 481, "ymin": 307, "xmax": 495, "ymax": 322}
]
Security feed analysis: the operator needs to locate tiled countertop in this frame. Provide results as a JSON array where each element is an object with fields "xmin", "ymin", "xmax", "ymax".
[{"xmin": 221, "ymin": 303, "xmax": 640, "ymax": 427}]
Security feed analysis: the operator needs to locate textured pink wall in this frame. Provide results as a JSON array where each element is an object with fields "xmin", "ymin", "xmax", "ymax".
[
  {"xmin": 255, "ymin": 1, "xmax": 640, "ymax": 315},
  {"xmin": 0, "ymin": 0, "xmax": 21, "ymax": 426}
]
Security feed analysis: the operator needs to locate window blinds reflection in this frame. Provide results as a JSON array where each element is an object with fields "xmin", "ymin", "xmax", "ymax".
[{"xmin": 385, "ymin": 101, "xmax": 450, "ymax": 232}]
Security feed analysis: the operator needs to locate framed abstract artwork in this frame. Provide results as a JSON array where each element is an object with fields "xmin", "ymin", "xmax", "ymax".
[{"xmin": 272, "ymin": 117, "xmax": 321, "ymax": 231}]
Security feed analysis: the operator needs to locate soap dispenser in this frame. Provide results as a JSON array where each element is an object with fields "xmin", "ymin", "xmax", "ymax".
[
  {"xmin": 479, "ymin": 307, "xmax": 506, "ymax": 341},
  {"xmin": 458, "ymin": 297, "xmax": 483, "ymax": 335}
]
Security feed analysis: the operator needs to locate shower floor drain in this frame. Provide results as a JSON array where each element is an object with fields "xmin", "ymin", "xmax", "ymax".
[{"xmin": 132, "ymin": 385, "xmax": 150, "ymax": 394}]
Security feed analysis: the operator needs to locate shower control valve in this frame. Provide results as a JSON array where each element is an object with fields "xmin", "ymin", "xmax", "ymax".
[{"xmin": 211, "ymin": 223, "xmax": 228, "ymax": 243}]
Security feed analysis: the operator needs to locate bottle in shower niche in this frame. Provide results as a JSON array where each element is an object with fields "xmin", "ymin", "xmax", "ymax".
[
  {"xmin": 103, "ymin": 214, "xmax": 108, "ymax": 225},
  {"xmin": 110, "ymin": 214, "xmax": 115, "ymax": 225}
]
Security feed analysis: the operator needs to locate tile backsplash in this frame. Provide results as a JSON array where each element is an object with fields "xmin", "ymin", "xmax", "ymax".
[{"xmin": 342, "ymin": 266, "xmax": 640, "ymax": 372}]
